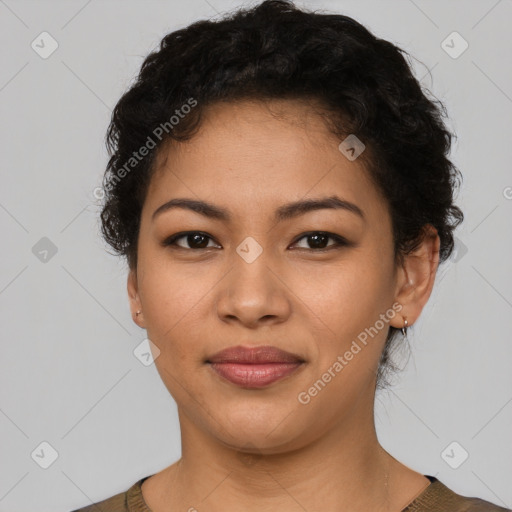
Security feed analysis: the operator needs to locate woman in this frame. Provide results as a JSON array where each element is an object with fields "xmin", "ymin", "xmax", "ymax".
[{"xmin": 72, "ymin": 1, "xmax": 509, "ymax": 510}]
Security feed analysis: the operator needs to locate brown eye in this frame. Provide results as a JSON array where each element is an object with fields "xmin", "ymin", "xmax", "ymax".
[
  {"xmin": 290, "ymin": 232, "xmax": 349, "ymax": 251},
  {"xmin": 162, "ymin": 232, "xmax": 219, "ymax": 250}
]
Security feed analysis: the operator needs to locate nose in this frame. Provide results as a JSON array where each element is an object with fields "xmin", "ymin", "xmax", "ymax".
[{"xmin": 216, "ymin": 254, "xmax": 292, "ymax": 329}]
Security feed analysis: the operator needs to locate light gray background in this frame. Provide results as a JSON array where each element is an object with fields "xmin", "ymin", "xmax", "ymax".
[{"xmin": 1, "ymin": 1, "xmax": 511, "ymax": 511}]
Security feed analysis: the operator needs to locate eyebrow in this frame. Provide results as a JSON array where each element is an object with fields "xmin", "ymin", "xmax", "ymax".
[{"xmin": 152, "ymin": 195, "xmax": 365, "ymax": 222}]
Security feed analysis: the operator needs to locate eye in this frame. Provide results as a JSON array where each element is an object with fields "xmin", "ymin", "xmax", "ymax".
[
  {"xmin": 161, "ymin": 230, "xmax": 350, "ymax": 252},
  {"xmin": 162, "ymin": 231, "xmax": 220, "ymax": 250},
  {"xmin": 290, "ymin": 231, "xmax": 349, "ymax": 251}
]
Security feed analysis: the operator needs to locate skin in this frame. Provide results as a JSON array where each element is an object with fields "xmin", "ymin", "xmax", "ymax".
[{"xmin": 127, "ymin": 98, "xmax": 440, "ymax": 512}]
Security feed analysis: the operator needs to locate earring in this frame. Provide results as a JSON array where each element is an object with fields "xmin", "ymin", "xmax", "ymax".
[
  {"xmin": 401, "ymin": 318, "xmax": 408, "ymax": 337},
  {"xmin": 135, "ymin": 310, "xmax": 142, "ymax": 317}
]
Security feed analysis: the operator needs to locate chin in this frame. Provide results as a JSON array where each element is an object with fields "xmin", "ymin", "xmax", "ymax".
[{"xmin": 209, "ymin": 404, "xmax": 310, "ymax": 451}]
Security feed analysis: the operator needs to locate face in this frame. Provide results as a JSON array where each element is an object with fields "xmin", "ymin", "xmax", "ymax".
[{"xmin": 128, "ymin": 99, "xmax": 425, "ymax": 454}]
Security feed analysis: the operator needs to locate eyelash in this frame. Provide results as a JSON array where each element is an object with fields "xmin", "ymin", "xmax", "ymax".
[{"xmin": 161, "ymin": 231, "xmax": 350, "ymax": 253}]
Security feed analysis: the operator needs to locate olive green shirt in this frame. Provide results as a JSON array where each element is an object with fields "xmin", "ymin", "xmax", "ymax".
[{"xmin": 70, "ymin": 474, "xmax": 511, "ymax": 511}]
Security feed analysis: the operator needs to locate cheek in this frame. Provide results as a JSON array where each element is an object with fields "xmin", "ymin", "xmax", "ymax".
[
  {"xmin": 136, "ymin": 260, "xmax": 212, "ymax": 364},
  {"xmin": 296, "ymin": 253, "xmax": 395, "ymax": 372},
  {"xmin": 296, "ymin": 252, "xmax": 391, "ymax": 325},
  {"xmin": 139, "ymin": 245, "xmax": 215, "ymax": 320}
]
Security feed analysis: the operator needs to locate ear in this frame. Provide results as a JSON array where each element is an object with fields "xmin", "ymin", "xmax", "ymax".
[
  {"xmin": 127, "ymin": 269, "xmax": 145, "ymax": 328},
  {"xmin": 390, "ymin": 224, "xmax": 440, "ymax": 330}
]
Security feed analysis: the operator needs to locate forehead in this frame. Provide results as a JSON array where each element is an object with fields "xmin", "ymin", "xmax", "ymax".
[
  {"xmin": 144, "ymin": 99, "xmax": 387, "ymax": 223},
  {"xmin": 154, "ymin": 99, "xmax": 340, "ymax": 167}
]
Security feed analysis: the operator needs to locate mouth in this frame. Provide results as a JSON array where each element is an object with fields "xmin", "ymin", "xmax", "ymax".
[{"xmin": 206, "ymin": 345, "xmax": 305, "ymax": 388}]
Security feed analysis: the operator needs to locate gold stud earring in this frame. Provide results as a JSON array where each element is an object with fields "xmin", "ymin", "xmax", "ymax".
[{"xmin": 135, "ymin": 310, "xmax": 142, "ymax": 317}]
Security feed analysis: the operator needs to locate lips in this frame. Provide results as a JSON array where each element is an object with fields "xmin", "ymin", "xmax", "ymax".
[
  {"xmin": 206, "ymin": 345, "xmax": 305, "ymax": 388},
  {"xmin": 207, "ymin": 345, "xmax": 304, "ymax": 364}
]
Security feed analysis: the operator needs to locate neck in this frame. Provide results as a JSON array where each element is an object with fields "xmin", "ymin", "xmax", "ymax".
[{"xmin": 161, "ymin": 393, "xmax": 399, "ymax": 512}]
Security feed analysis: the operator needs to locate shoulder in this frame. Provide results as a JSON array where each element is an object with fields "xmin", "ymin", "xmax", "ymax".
[
  {"xmin": 456, "ymin": 495, "xmax": 512, "ymax": 512},
  {"xmin": 69, "ymin": 490, "xmax": 127, "ymax": 512},
  {"xmin": 68, "ymin": 476, "xmax": 149, "ymax": 512},
  {"xmin": 405, "ymin": 476, "xmax": 511, "ymax": 512}
]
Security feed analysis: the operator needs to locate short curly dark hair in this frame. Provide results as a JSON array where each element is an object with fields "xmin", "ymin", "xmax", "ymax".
[{"xmin": 99, "ymin": 0, "xmax": 464, "ymax": 389}]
